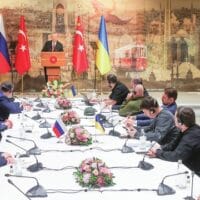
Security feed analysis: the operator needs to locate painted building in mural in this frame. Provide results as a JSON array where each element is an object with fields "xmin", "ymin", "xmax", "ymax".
[{"xmin": 0, "ymin": 0, "xmax": 200, "ymax": 91}]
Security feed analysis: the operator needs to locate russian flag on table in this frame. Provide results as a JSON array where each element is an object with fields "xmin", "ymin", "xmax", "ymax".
[
  {"xmin": 52, "ymin": 118, "xmax": 66, "ymax": 138},
  {"xmin": 0, "ymin": 14, "xmax": 11, "ymax": 73}
]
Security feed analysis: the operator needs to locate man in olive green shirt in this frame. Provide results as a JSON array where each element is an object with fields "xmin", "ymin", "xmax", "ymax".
[{"xmin": 119, "ymin": 84, "xmax": 144, "ymax": 117}]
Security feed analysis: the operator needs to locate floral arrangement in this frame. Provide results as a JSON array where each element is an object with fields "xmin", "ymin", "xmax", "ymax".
[
  {"xmin": 61, "ymin": 110, "xmax": 80, "ymax": 125},
  {"xmin": 55, "ymin": 97, "xmax": 72, "ymax": 109},
  {"xmin": 42, "ymin": 80, "xmax": 65, "ymax": 98},
  {"xmin": 65, "ymin": 126, "xmax": 92, "ymax": 145},
  {"xmin": 74, "ymin": 157, "xmax": 115, "ymax": 188}
]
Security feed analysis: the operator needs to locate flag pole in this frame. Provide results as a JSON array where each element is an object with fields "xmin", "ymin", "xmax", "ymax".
[
  {"xmin": 21, "ymin": 75, "xmax": 24, "ymax": 94},
  {"xmin": 90, "ymin": 41, "xmax": 98, "ymax": 91}
]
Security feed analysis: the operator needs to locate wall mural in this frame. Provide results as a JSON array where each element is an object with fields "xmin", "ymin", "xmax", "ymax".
[{"xmin": 0, "ymin": 0, "xmax": 200, "ymax": 91}]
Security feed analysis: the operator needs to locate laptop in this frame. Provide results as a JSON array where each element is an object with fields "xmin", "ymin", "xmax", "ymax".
[{"xmin": 81, "ymin": 93, "xmax": 93, "ymax": 106}]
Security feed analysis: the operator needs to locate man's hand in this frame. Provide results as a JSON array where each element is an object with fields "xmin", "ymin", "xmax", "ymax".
[
  {"xmin": 147, "ymin": 143, "xmax": 161, "ymax": 158},
  {"xmin": 127, "ymin": 127, "xmax": 137, "ymax": 138},
  {"xmin": 147, "ymin": 149, "xmax": 157, "ymax": 158},
  {"xmin": 2, "ymin": 152, "xmax": 15, "ymax": 164},
  {"xmin": 4, "ymin": 119, "xmax": 13, "ymax": 129}
]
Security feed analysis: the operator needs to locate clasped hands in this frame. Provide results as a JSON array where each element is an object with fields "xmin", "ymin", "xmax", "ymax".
[{"xmin": 123, "ymin": 116, "xmax": 161, "ymax": 157}]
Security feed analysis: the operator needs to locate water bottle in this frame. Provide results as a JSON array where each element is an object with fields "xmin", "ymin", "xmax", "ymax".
[
  {"xmin": 9, "ymin": 165, "xmax": 14, "ymax": 174},
  {"xmin": 19, "ymin": 123, "xmax": 25, "ymax": 140},
  {"xmin": 186, "ymin": 175, "xmax": 190, "ymax": 189},
  {"xmin": 139, "ymin": 129, "xmax": 147, "ymax": 150},
  {"xmin": 14, "ymin": 153, "xmax": 22, "ymax": 176},
  {"xmin": 176, "ymin": 160, "xmax": 187, "ymax": 189}
]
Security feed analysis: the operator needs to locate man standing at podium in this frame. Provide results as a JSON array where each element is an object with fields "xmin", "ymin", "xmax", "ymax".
[{"xmin": 42, "ymin": 32, "xmax": 64, "ymax": 82}]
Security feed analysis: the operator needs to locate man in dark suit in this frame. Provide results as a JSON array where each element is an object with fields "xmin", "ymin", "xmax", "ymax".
[
  {"xmin": 42, "ymin": 33, "xmax": 64, "ymax": 82},
  {"xmin": 147, "ymin": 106, "xmax": 200, "ymax": 176}
]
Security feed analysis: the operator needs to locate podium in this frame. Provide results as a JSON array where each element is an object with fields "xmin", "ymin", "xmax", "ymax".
[{"xmin": 41, "ymin": 52, "xmax": 66, "ymax": 81}]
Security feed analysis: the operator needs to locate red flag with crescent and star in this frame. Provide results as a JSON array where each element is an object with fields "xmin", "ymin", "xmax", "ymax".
[
  {"xmin": 72, "ymin": 16, "xmax": 88, "ymax": 74},
  {"xmin": 15, "ymin": 15, "xmax": 31, "ymax": 75}
]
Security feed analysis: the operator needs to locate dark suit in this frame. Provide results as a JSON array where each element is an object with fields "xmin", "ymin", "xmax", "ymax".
[
  {"xmin": 42, "ymin": 40, "xmax": 64, "ymax": 82},
  {"xmin": 42, "ymin": 40, "xmax": 63, "ymax": 52}
]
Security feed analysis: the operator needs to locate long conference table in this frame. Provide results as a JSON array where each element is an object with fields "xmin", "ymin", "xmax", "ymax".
[{"xmin": 0, "ymin": 97, "xmax": 199, "ymax": 200}]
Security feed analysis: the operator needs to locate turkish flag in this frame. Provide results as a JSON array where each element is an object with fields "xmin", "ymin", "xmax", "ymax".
[
  {"xmin": 15, "ymin": 16, "xmax": 31, "ymax": 75},
  {"xmin": 72, "ymin": 16, "xmax": 88, "ymax": 74}
]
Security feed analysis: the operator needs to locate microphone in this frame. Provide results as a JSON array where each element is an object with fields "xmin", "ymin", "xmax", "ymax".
[
  {"xmin": 7, "ymin": 135, "xmax": 41, "ymax": 155},
  {"xmin": 121, "ymin": 136, "xmax": 134, "ymax": 153},
  {"xmin": 137, "ymin": 142, "xmax": 156, "ymax": 170},
  {"xmin": 157, "ymin": 171, "xmax": 189, "ymax": 196},
  {"xmin": 6, "ymin": 139, "xmax": 29, "ymax": 157},
  {"xmin": 27, "ymin": 155, "xmax": 43, "ymax": 172},
  {"xmin": 184, "ymin": 171, "xmax": 195, "ymax": 200},
  {"xmin": 6, "ymin": 174, "xmax": 47, "ymax": 197},
  {"xmin": 109, "ymin": 120, "xmax": 121, "ymax": 137},
  {"xmin": 7, "ymin": 179, "xmax": 32, "ymax": 200}
]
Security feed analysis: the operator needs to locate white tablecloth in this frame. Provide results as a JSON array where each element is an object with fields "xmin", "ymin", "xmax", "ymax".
[{"xmin": 0, "ymin": 98, "xmax": 199, "ymax": 200}]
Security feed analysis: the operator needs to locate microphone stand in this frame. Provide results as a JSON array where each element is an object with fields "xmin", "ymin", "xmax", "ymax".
[
  {"xmin": 109, "ymin": 120, "xmax": 121, "ymax": 137},
  {"xmin": 121, "ymin": 136, "xmax": 134, "ymax": 153},
  {"xmin": 7, "ymin": 135, "xmax": 41, "ymax": 155},
  {"xmin": 8, "ymin": 179, "xmax": 32, "ymax": 200},
  {"xmin": 157, "ymin": 171, "xmax": 188, "ymax": 196},
  {"xmin": 184, "ymin": 171, "xmax": 195, "ymax": 200},
  {"xmin": 31, "ymin": 112, "xmax": 42, "ymax": 120},
  {"xmin": 42, "ymin": 105, "xmax": 51, "ymax": 113},
  {"xmin": 6, "ymin": 174, "xmax": 47, "ymax": 197},
  {"xmin": 40, "ymin": 128, "xmax": 53, "ymax": 139},
  {"xmin": 137, "ymin": 142, "xmax": 156, "ymax": 171},
  {"xmin": 27, "ymin": 155, "xmax": 43, "ymax": 172},
  {"xmin": 6, "ymin": 139, "xmax": 29, "ymax": 157},
  {"xmin": 39, "ymin": 119, "xmax": 51, "ymax": 128}
]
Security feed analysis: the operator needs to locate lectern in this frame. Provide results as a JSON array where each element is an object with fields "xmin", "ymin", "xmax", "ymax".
[{"xmin": 41, "ymin": 52, "xmax": 66, "ymax": 81}]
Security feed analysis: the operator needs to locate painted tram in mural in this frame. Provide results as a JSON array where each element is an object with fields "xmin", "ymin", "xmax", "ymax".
[{"xmin": 114, "ymin": 44, "xmax": 147, "ymax": 72}]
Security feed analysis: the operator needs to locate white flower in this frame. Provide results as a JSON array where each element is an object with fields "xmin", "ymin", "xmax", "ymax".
[{"xmin": 83, "ymin": 173, "xmax": 91, "ymax": 184}]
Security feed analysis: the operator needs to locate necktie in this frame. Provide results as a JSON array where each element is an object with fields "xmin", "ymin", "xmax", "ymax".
[{"xmin": 52, "ymin": 42, "xmax": 56, "ymax": 51}]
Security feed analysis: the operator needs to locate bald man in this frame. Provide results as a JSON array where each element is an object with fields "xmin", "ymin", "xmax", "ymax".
[{"xmin": 119, "ymin": 84, "xmax": 144, "ymax": 117}]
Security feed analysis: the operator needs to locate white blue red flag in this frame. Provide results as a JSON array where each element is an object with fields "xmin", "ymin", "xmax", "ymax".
[{"xmin": 0, "ymin": 14, "xmax": 11, "ymax": 73}]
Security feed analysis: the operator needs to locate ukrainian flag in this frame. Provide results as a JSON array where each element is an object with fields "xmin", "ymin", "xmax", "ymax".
[
  {"xmin": 95, "ymin": 114, "xmax": 105, "ymax": 134},
  {"xmin": 96, "ymin": 16, "xmax": 111, "ymax": 75}
]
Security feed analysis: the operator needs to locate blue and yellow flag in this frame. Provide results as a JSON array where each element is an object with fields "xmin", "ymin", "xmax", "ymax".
[
  {"xmin": 95, "ymin": 114, "xmax": 105, "ymax": 134},
  {"xmin": 96, "ymin": 16, "xmax": 111, "ymax": 75}
]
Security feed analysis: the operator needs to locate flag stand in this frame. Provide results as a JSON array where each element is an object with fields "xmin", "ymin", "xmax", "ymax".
[{"xmin": 90, "ymin": 41, "xmax": 98, "ymax": 92}]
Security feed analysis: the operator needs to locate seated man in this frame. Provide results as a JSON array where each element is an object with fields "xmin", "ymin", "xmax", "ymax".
[
  {"xmin": 126, "ymin": 78, "xmax": 148, "ymax": 101},
  {"xmin": 0, "ymin": 152, "xmax": 14, "ymax": 167},
  {"xmin": 104, "ymin": 74, "xmax": 129, "ymax": 110},
  {"xmin": 119, "ymin": 84, "xmax": 144, "ymax": 117},
  {"xmin": 0, "ymin": 82, "xmax": 25, "ymax": 121},
  {"xmin": 129, "ymin": 87, "xmax": 178, "ymax": 127},
  {"xmin": 148, "ymin": 106, "xmax": 200, "ymax": 176},
  {"xmin": 126, "ymin": 96, "xmax": 179, "ymax": 146}
]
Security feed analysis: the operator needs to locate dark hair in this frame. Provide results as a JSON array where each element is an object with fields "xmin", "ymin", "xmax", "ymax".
[
  {"xmin": 140, "ymin": 96, "xmax": 159, "ymax": 113},
  {"xmin": 164, "ymin": 87, "xmax": 178, "ymax": 100},
  {"xmin": 107, "ymin": 74, "xmax": 117, "ymax": 84},
  {"xmin": 176, "ymin": 106, "xmax": 195, "ymax": 127},
  {"xmin": 132, "ymin": 77, "xmax": 143, "ymax": 85},
  {"xmin": 0, "ymin": 82, "xmax": 13, "ymax": 92}
]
